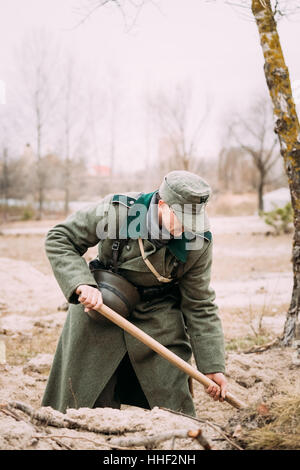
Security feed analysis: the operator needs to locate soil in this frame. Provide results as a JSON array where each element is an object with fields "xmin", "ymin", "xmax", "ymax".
[{"xmin": 0, "ymin": 214, "xmax": 298, "ymax": 451}]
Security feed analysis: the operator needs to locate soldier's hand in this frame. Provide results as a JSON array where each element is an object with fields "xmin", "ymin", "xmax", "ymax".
[
  {"xmin": 76, "ymin": 285, "xmax": 103, "ymax": 313},
  {"xmin": 205, "ymin": 372, "xmax": 228, "ymax": 402}
]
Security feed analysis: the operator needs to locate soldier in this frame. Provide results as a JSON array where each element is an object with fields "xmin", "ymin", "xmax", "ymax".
[{"xmin": 42, "ymin": 170, "xmax": 227, "ymax": 417}]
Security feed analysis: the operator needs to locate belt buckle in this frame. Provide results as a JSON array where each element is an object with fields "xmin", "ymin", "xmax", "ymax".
[{"xmin": 112, "ymin": 241, "xmax": 120, "ymax": 251}]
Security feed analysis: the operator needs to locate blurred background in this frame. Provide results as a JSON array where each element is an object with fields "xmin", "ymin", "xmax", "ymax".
[{"xmin": 0, "ymin": 0, "xmax": 298, "ymax": 222}]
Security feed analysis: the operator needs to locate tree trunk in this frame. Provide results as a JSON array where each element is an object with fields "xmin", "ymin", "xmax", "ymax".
[
  {"xmin": 252, "ymin": 0, "xmax": 300, "ymax": 345},
  {"xmin": 64, "ymin": 126, "xmax": 71, "ymax": 217},
  {"xmin": 64, "ymin": 162, "xmax": 70, "ymax": 217},
  {"xmin": 36, "ymin": 124, "xmax": 43, "ymax": 220},
  {"xmin": 1, "ymin": 147, "xmax": 9, "ymax": 221},
  {"xmin": 258, "ymin": 174, "xmax": 265, "ymax": 213}
]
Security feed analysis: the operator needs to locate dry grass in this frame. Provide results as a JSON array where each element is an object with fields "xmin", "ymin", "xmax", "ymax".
[
  {"xmin": 5, "ymin": 325, "xmax": 61, "ymax": 367},
  {"xmin": 243, "ymin": 396, "xmax": 300, "ymax": 450},
  {"xmin": 225, "ymin": 333, "xmax": 273, "ymax": 352}
]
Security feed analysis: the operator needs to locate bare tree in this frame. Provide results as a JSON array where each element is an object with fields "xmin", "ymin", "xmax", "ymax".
[
  {"xmin": 0, "ymin": 147, "xmax": 9, "ymax": 220},
  {"xmin": 84, "ymin": 66, "xmax": 122, "ymax": 177},
  {"xmin": 0, "ymin": 110, "xmax": 9, "ymax": 220},
  {"xmin": 218, "ymin": 146, "xmax": 259, "ymax": 193},
  {"xmin": 226, "ymin": 98, "xmax": 280, "ymax": 211},
  {"xmin": 17, "ymin": 29, "xmax": 62, "ymax": 219},
  {"xmin": 106, "ymin": 66, "xmax": 123, "ymax": 176},
  {"xmin": 62, "ymin": 60, "xmax": 74, "ymax": 216},
  {"xmin": 149, "ymin": 82, "xmax": 210, "ymax": 173},
  {"xmin": 59, "ymin": 58, "xmax": 88, "ymax": 215},
  {"xmin": 73, "ymin": 0, "xmax": 155, "ymax": 31},
  {"xmin": 0, "ymin": 105, "xmax": 20, "ymax": 220},
  {"xmin": 85, "ymin": 88, "xmax": 107, "ymax": 170}
]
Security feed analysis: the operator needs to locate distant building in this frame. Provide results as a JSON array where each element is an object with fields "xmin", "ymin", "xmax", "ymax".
[{"xmin": 87, "ymin": 165, "xmax": 111, "ymax": 177}]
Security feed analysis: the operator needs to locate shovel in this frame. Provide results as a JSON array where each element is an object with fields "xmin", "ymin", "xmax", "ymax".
[{"xmin": 93, "ymin": 302, "xmax": 247, "ymax": 410}]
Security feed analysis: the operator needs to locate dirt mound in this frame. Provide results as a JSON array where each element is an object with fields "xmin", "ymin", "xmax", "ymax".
[
  {"xmin": 0, "ymin": 218, "xmax": 297, "ymax": 450},
  {"xmin": 0, "ymin": 346, "xmax": 299, "ymax": 451},
  {"xmin": 0, "ymin": 257, "xmax": 65, "ymax": 317},
  {"xmin": 0, "ymin": 400, "xmax": 223, "ymax": 451},
  {"xmin": 1, "ymin": 312, "xmax": 67, "ymax": 334}
]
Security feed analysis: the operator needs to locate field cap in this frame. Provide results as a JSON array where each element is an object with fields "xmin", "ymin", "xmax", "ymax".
[{"xmin": 159, "ymin": 170, "xmax": 211, "ymax": 233}]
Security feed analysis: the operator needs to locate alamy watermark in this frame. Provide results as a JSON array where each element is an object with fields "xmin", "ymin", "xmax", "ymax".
[{"xmin": 95, "ymin": 199, "xmax": 208, "ymax": 251}]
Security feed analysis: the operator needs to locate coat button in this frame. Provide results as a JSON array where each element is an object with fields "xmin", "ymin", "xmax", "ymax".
[{"xmin": 126, "ymin": 245, "xmax": 130, "ymax": 250}]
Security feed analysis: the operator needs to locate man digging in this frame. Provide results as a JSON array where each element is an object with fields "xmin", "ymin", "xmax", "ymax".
[{"xmin": 42, "ymin": 170, "xmax": 228, "ymax": 416}]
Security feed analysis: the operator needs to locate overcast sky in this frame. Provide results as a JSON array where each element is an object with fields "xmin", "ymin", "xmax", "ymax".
[{"xmin": 0, "ymin": 0, "xmax": 300, "ymax": 170}]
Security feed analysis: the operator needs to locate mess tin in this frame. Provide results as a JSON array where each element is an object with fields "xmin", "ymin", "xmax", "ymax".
[{"xmin": 88, "ymin": 265, "xmax": 141, "ymax": 323}]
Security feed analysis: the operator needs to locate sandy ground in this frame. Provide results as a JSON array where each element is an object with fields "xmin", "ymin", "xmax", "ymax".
[{"xmin": 0, "ymin": 214, "xmax": 298, "ymax": 450}]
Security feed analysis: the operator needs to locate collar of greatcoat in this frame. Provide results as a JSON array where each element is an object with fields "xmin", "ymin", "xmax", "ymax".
[{"xmin": 118, "ymin": 191, "xmax": 212, "ymax": 263}]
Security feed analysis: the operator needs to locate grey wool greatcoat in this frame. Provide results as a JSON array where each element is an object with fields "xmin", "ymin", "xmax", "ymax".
[{"xmin": 42, "ymin": 191, "xmax": 225, "ymax": 416}]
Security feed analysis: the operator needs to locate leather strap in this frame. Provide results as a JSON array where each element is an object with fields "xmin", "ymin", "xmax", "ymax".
[
  {"xmin": 138, "ymin": 238, "xmax": 173, "ymax": 283},
  {"xmin": 111, "ymin": 241, "xmax": 120, "ymax": 272}
]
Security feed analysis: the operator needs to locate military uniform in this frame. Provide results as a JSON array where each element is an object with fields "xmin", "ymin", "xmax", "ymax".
[{"xmin": 42, "ymin": 171, "xmax": 225, "ymax": 416}]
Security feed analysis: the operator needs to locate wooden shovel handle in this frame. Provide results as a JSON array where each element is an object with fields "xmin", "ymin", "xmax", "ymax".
[{"xmin": 95, "ymin": 303, "xmax": 247, "ymax": 410}]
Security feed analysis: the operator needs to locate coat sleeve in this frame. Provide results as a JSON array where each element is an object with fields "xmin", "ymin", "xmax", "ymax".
[
  {"xmin": 179, "ymin": 239, "xmax": 225, "ymax": 374},
  {"xmin": 45, "ymin": 200, "xmax": 109, "ymax": 304}
]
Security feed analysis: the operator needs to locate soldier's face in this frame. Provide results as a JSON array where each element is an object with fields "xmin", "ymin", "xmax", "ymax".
[{"xmin": 158, "ymin": 200, "xmax": 185, "ymax": 237}]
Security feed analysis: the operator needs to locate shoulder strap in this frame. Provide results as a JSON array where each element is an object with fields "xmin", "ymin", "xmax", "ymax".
[
  {"xmin": 138, "ymin": 238, "xmax": 173, "ymax": 283},
  {"xmin": 109, "ymin": 193, "xmax": 140, "ymax": 272}
]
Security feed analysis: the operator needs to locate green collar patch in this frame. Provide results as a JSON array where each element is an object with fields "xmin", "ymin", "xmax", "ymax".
[
  {"xmin": 118, "ymin": 191, "xmax": 155, "ymax": 240},
  {"xmin": 112, "ymin": 194, "xmax": 138, "ymax": 207},
  {"xmin": 116, "ymin": 191, "xmax": 211, "ymax": 263},
  {"xmin": 168, "ymin": 234, "xmax": 189, "ymax": 263}
]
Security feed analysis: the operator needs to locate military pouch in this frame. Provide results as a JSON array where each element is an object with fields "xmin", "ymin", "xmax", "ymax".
[{"xmin": 137, "ymin": 281, "xmax": 180, "ymax": 302}]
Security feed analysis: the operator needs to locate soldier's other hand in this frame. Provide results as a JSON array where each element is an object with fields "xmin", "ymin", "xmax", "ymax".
[
  {"xmin": 76, "ymin": 285, "xmax": 103, "ymax": 313},
  {"xmin": 205, "ymin": 372, "xmax": 228, "ymax": 402}
]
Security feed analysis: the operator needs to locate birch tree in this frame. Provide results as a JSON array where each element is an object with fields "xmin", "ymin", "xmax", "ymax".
[{"xmin": 250, "ymin": 0, "xmax": 300, "ymax": 345}]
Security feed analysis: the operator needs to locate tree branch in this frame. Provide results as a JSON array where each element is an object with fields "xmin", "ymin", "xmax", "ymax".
[
  {"xmin": 109, "ymin": 428, "xmax": 212, "ymax": 450},
  {"xmin": 158, "ymin": 407, "xmax": 244, "ymax": 450},
  {"xmin": 2, "ymin": 401, "xmax": 144, "ymax": 435},
  {"xmin": 72, "ymin": 0, "xmax": 153, "ymax": 31}
]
